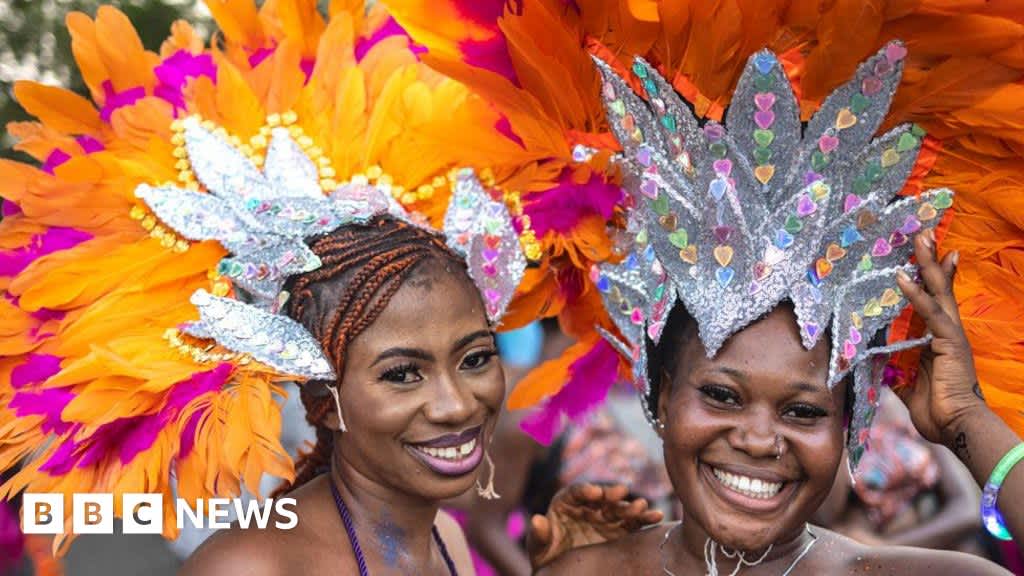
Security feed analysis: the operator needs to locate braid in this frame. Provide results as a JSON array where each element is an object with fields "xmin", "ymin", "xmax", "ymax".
[{"xmin": 273, "ymin": 215, "xmax": 465, "ymax": 494}]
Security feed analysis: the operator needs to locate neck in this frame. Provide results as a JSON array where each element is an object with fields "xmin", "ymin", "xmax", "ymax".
[
  {"xmin": 670, "ymin": 519, "xmax": 812, "ymax": 574},
  {"xmin": 330, "ymin": 447, "xmax": 442, "ymax": 573}
]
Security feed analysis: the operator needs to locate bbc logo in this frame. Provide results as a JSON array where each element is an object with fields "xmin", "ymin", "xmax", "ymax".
[{"xmin": 23, "ymin": 493, "xmax": 163, "ymax": 534}]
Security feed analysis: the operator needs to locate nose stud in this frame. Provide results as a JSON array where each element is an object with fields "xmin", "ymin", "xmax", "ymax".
[{"xmin": 774, "ymin": 434, "xmax": 785, "ymax": 460}]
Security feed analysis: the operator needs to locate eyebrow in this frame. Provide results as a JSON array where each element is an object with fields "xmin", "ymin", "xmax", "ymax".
[
  {"xmin": 370, "ymin": 329, "xmax": 494, "ymax": 367},
  {"xmin": 711, "ymin": 367, "xmax": 825, "ymax": 395}
]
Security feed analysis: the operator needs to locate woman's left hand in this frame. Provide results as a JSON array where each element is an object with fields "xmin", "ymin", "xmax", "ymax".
[{"xmin": 526, "ymin": 483, "xmax": 663, "ymax": 569}]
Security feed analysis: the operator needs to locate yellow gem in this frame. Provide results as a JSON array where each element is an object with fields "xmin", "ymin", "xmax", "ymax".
[
  {"xmin": 351, "ymin": 174, "xmax": 369, "ymax": 186},
  {"xmin": 297, "ymin": 135, "xmax": 314, "ymax": 149},
  {"xmin": 319, "ymin": 167, "xmax": 336, "ymax": 179},
  {"xmin": 185, "ymin": 181, "xmax": 201, "ymax": 191},
  {"xmin": 320, "ymin": 179, "xmax": 338, "ymax": 190},
  {"xmin": 432, "ymin": 176, "xmax": 446, "ymax": 188},
  {"xmin": 174, "ymin": 239, "xmax": 190, "ymax": 253},
  {"xmin": 178, "ymin": 172, "xmax": 193, "ymax": 183},
  {"xmin": 129, "ymin": 205, "xmax": 146, "ymax": 220},
  {"xmin": 401, "ymin": 192, "xmax": 417, "ymax": 204},
  {"xmin": 250, "ymin": 134, "xmax": 268, "ymax": 149},
  {"xmin": 266, "ymin": 113, "xmax": 282, "ymax": 127},
  {"xmin": 171, "ymin": 133, "xmax": 185, "ymax": 145},
  {"xmin": 378, "ymin": 174, "xmax": 393, "ymax": 187},
  {"xmin": 417, "ymin": 186, "xmax": 433, "ymax": 200},
  {"xmin": 366, "ymin": 165, "xmax": 383, "ymax": 180},
  {"xmin": 175, "ymin": 159, "xmax": 190, "ymax": 171},
  {"xmin": 172, "ymin": 147, "xmax": 187, "ymax": 159},
  {"xmin": 141, "ymin": 216, "xmax": 156, "ymax": 231},
  {"xmin": 170, "ymin": 119, "xmax": 184, "ymax": 132},
  {"xmin": 281, "ymin": 110, "xmax": 298, "ymax": 125},
  {"xmin": 212, "ymin": 281, "xmax": 230, "ymax": 297},
  {"xmin": 317, "ymin": 156, "xmax": 331, "ymax": 167}
]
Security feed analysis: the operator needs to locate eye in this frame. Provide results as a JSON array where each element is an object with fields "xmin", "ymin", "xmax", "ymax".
[
  {"xmin": 783, "ymin": 403, "xmax": 829, "ymax": 421},
  {"xmin": 379, "ymin": 363, "xmax": 422, "ymax": 384},
  {"xmin": 460, "ymin": 349, "xmax": 497, "ymax": 371},
  {"xmin": 699, "ymin": 384, "xmax": 741, "ymax": 407}
]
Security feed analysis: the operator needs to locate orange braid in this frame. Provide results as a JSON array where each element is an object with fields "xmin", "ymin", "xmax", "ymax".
[{"xmin": 273, "ymin": 216, "xmax": 465, "ymax": 495}]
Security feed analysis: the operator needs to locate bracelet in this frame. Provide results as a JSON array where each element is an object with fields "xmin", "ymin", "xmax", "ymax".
[{"xmin": 981, "ymin": 443, "xmax": 1024, "ymax": 541}]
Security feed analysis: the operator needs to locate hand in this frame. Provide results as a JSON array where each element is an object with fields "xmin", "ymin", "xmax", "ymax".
[
  {"xmin": 894, "ymin": 230, "xmax": 987, "ymax": 446},
  {"xmin": 526, "ymin": 483, "xmax": 663, "ymax": 569}
]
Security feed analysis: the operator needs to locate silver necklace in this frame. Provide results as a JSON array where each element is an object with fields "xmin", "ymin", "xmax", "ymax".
[{"xmin": 659, "ymin": 523, "xmax": 818, "ymax": 576}]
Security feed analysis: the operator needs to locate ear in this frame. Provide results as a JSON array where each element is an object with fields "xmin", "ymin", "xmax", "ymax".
[
  {"xmin": 308, "ymin": 380, "xmax": 344, "ymax": 431},
  {"xmin": 656, "ymin": 367, "xmax": 673, "ymax": 435}
]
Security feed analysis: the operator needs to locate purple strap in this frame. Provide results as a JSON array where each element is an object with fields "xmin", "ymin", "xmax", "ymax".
[{"xmin": 329, "ymin": 478, "xmax": 458, "ymax": 575}]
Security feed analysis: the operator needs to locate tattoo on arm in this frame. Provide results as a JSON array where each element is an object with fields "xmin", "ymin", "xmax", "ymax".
[{"xmin": 952, "ymin": 431, "xmax": 970, "ymax": 463}]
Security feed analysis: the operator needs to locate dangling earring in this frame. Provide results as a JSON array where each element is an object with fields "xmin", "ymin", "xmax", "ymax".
[
  {"xmin": 476, "ymin": 451, "xmax": 500, "ymax": 500},
  {"xmin": 325, "ymin": 383, "xmax": 347, "ymax": 432}
]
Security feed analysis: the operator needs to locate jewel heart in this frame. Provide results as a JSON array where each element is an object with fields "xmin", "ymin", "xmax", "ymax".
[
  {"xmin": 659, "ymin": 213, "xmax": 678, "ymax": 231},
  {"xmin": 843, "ymin": 194, "xmax": 862, "ymax": 213},
  {"xmin": 753, "ymin": 261, "xmax": 772, "ymax": 281},
  {"xmin": 804, "ymin": 322, "xmax": 820, "ymax": 341},
  {"xmin": 885, "ymin": 42, "xmax": 908, "ymax": 63},
  {"xmin": 796, "ymin": 195, "xmax": 817, "ymax": 217},
  {"xmin": 481, "ymin": 248, "xmax": 500, "ymax": 262},
  {"xmin": 851, "ymin": 312, "xmax": 863, "ymax": 329},
  {"xmin": 668, "ymin": 228, "xmax": 689, "ymax": 249},
  {"xmin": 754, "ymin": 165, "xmax": 775, "ymax": 184},
  {"xmin": 825, "ymin": 243, "xmax": 847, "ymax": 262},
  {"xmin": 714, "ymin": 245, "xmax": 734, "ymax": 267},
  {"xmin": 835, "ymin": 108, "xmax": 858, "ymax": 130},
  {"xmin": 754, "ymin": 110, "xmax": 775, "ymax": 129},
  {"xmin": 608, "ymin": 99, "xmax": 625, "ymax": 116},
  {"xmin": 753, "ymin": 129, "xmax": 774, "ymax": 148},
  {"xmin": 753, "ymin": 53, "xmax": 775, "ymax": 74},
  {"xmin": 713, "ymin": 159, "xmax": 733, "ymax": 176},
  {"xmin": 713, "ymin": 226, "xmax": 734, "ymax": 244},
  {"xmin": 899, "ymin": 215, "xmax": 921, "ymax": 235},
  {"xmin": 863, "ymin": 298, "xmax": 883, "ymax": 317},
  {"xmin": 933, "ymin": 189, "xmax": 953, "ymax": 209},
  {"xmin": 857, "ymin": 211, "xmax": 879, "ymax": 229},
  {"xmin": 818, "ymin": 134, "xmax": 839, "ymax": 154},
  {"xmin": 896, "ymin": 132, "xmax": 919, "ymax": 152},
  {"xmin": 849, "ymin": 326, "xmax": 862, "ymax": 344},
  {"xmin": 871, "ymin": 238, "xmax": 892, "ymax": 257},
  {"xmin": 754, "ymin": 92, "xmax": 776, "ymax": 110},
  {"xmin": 842, "ymin": 340, "xmax": 857, "ymax": 360},
  {"xmin": 815, "ymin": 258, "xmax": 833, "ymax": 280},
  {"xmin": 621, "ymin": 114, "xmax": 636, "ymax": 131},
  {"xmin": 639, "ymin": 178, "xmax": 659, "ymax": 199},
  {"xmin": 889, "ymin": 230, "xmax": 908, "ymax": 247},
  {"xmin": 774, "ymin": 229, "xmax": 795, "ymax": 249},
  {"xmin": 880, "ymin": 287, "xmax": 901, "ymax": 307},
  {"xmin": 484, "ymin": 288, "xmax": 502, "ymax": 305},
  {"xmin": 881, "ymin": 148, "xmax": 900, "ymax": 168},
  {"xmin": 709, "ymin": 178, "xmax": 729, "ymax": 200},
  {"xmin": 679, "ymin": 245, "xmax": 698, "ymax": 264},
  {"xmin": 917, "ymin": 202, "xmax": 938, "ymax": 221},
  {"xmin": 861, "ymin": 75, "xmax": 883, "ymax": 96},
  {"xmin": 716, "ymin": 266, "xmax": 735, "ymax": 287},
  {"xmin": 630, "ymin": 308, "xmax": 644, "ymax": 325}
]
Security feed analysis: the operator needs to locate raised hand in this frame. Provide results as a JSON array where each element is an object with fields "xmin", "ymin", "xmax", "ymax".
[
  {"xmin": 526, "ymin": 483, "xmax": 663, "ymax": 569},
  {"xmin": 894, "ymin": 230, "xmax": 985, "ymax": 447}
]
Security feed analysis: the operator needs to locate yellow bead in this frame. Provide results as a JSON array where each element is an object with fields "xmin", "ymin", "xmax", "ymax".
[
  {"xmin": 212, "ymin": 282, "xmax": 230, "ymax": 297},
  {"xmin": 174, "ymin": 239, "xmax": 190, "ymax": 253},
  {"xmin": 288, "ymin": 126, "xmax": 303, "ymax": 138},
  {"xmin": 201, "ymin": 120, "xmax": 216, "ymax": 131},
  {"xmin": 266, "ymin": 113, "xmax": 282, "ymax": 127},
  {"xmin": 250, "ymin": 134, "xmax": 268, "ymax": 149},
  {"xmin": 417, "ymin": 185, "xmax": 433, "ymax": 200},
  {"xmin": 391, "ymin": 186, "xmax": 405, "ymax": 197},
  {"xmin": 141, "ymin": 216, "xmax": 156, "ymax": 231},
  {"xmin": 432, "ymin": 176, "xmax": 446, "ymax": 188},
  {"xmin": 171, "ymin": 133, "xmax": 185, "ymax": 145},
  {"xmin": 161, "ymin": 234, "xmax": 176, "ymax": 248},
  {"xmin": 317, "ymin": 156, "xmax": 331, "ymax": 168},
  {"xmin": 239, "ymin": 145, "xmax": 254, "ymax": 156},
  {"xmin": 401, "ymin": 192, "xmax": 417, "ymax": 205},
  {"xmin": 185, "ymin": 181, "xmax": 200, "ymax": 191},
  {"xmin": 366, "ymin": 165, "xmax": 383, "ymax": 180},
  {"xmin": 172, "ymin": 147, "xmax": 187, "ymax": 159},
  {"xmin": 175, "ymin": 159, "xmax": 190, "ymax": 171},
  {"xmin": 319, "ymin": 167, "xmax": 336, "ymax": 179},
  {"xmin": 377, "ymin": 174, "xmax": 393, "ymax": 186},
  {"xmin": 320, "ymin": 179, "xmax": 338, "ymax": 190},
  {"xmin": 129, "ymin": 205, "xmax": 146, "ymax": 220},
  {"xmin": 170, "ymin": 119, "xmax": 184, "ymax": 132},
  {"xmin": 178, "ymin": 172, "xmax": 193, "ymax": 183},
  {"xmin": 281, "ymin": 110, "xmax": 298, "ymax": 125},
  {"xmin": 297, "ymin": 135, "xmax": 314, "ymax": 149},
  {"xmin": 351, "ymin": 174, "xmax": 369, "ymax": 186},
  {"xmin": 307, "ymin": 146, "xmax": 322, "ymax": 158}
]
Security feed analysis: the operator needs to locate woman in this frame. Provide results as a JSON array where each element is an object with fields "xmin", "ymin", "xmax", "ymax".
[{"xmin": 540, "ymin": 235, "xmax": 1008, "ymax": 575}]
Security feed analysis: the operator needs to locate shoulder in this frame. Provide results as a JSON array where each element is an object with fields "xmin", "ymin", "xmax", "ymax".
[
  {"xmin": 179, "ymin": 525, "xmax": 292, "ymax": 576},
  {"xmin": 855, "ymin": 544, "xmax": 1011, "ymax": 575},
  {"xmin": 538, "ymin": 522, "xmax": 673, "ymax": 576},
  {"xmin": 435, "ymin": 510, "xmax": 475, "ymax": 575}
]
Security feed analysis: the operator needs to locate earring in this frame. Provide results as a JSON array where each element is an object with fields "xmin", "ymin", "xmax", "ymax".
[
  {"xmin": 476, "ymin": 451, "xmax": 500, "ymax": 500},
  {"xmin": 325, "ymin": 383, "xmax": 347, "ymax": 432},
  {"xmin": 774, "ymin": 434, "xmax": 785, "ymax": 460},
  {"xmin": 655, "ymin": 418, "xmax": 666, "ymax": 433}
]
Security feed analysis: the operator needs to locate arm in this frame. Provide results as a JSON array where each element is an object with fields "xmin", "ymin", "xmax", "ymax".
[
  {"xmin": 179, "ymin": 528, "xmax": 284, "ymax": 576},
  {"xmin": 867, "ymin": 545, "xmax": 1011, "ymax": 576},
  {"xmin": 895, "ymin": 231, "xmax": 1024, "ymax": 553},
  {"xmin": 884, "ymin": 444, "xmax": 980, "ymax": 548}
]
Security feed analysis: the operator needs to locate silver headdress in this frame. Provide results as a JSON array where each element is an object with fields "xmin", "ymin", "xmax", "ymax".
[
  {"xmin": 591, "ymin": 42, "xmax": 952, "ymax": 469},
  {"xmin": 137, "ymin": 116, "xmax": 526, "ymax": 382}
]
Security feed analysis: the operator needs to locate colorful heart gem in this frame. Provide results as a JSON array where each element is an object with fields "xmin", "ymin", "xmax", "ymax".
[
  {"xmin": 764, "ymin": 244, "xmax": 786, "ymax": 265},
  {"xmin": 818, "ymin": 134, "xmax": 840, "ymax": 154},
  {"xmin": 635, "ymin": 146, "xmax": 653, "ymax": 167},
  {"xmin": 713, "ymin": 159, "xmax": 733, "ymax": 176},
  {"xmin": 639, "ymin": 178, "xmax": 659, "ymax": 199},
  {"xmin": 857, "ymin": 254, "xmax": 874, "ymax": 272},
  {"xmin": 796, "ymin": 194, "xmax": 817, "ymax": 217},
  {"xmin": 896, "ymin": 132, "xmax": 919, "ymax": 152},
  {"xmin": 482, "ymin": 247, "xmax": 500, "ymax": 262},
  {"xmin": 874, "ymin": 58, "xmax": 893, "ymax": 77},
  {"xmin": 659, "ymin": 213, "xmax": 677, "ymax": 231},
  {"xmin": 754, "ymin": 164, "xmax": 775, "ymax": 184},
  {"xmin": 602, "ymin": 82, "xmax": 616, "ymax": 100},
  {"xmin": 857, "ymin": 210, "xmax": 878, "ymax": 229},
  {"xmin": 485, "ymin": 288, "xmax": 502, "ymax": 304},
  {"xmin": 632, "ymin": 61, "xmax": 648, "ymax": 78},
  {"xmin": 716, "ymin": 266, "xmax": 735, "ymax": 287},
  {"xmin": 621, "ymin": 114, "xmax": 635, "ymax": 132},
  {"xmin": 933, "ymin": 189, "xmax": 953, "ymax": 209},
  {"xmin": 880, "ymin": 288, "xmax": 901, "ymax": 307},
  {"xmin": 709, "ymin": 178, "xmax": 729, "ymax": 200},
  {"xmin": 784, "ymin": 215, "xmax": 804, "ymax": 234},
  {"xmin": 843, "ymin": 194, "xmax": 862, "ymax": 213},
  {"xmin": 889, "ymin": 230, "xmax": 908, "ymax": 247},
  {"xmin": 754, "ymin": 92, "xmax": 776, "ymax": 110},
  {"xmin": 636, "ymin": 228, "xmax": 649, "ymax": 245},
  {"xmin": 713, "ymin": 226, "xmax": 735, "ymax": 244},
  {"xmin": 835, "ymin": 108, "xmax": 858, "ymax": 130},
  {"xmin": 871, "ymin": 237, "xmax": 893, "ymax": 257},
  {"xmin": 850, "ymin": 93, "xmax": 870, "ymax": 114},
  {"xmin": 661, "ymin": 114, "xmax": 678, "ymax": 132},
  {"xmin": 864, "ymin": 161, "xmax": 883, "ymax": 182},
  {"xmin": 651, "ymin": 194, "xmax": 669, "ymax": 216},
  {"xmin": 753, "ymin": 147, "xmax": 773, "ymax": 165},
  {"xmin": 651, "ymin": 97, "xmax": 666, "ymax": 114},
  {"xmin": 811, "ymin": 150, "xmax": 829, "ymax": 171},
  {"xmin": 704, "ymin": 123, "xmax": 725, "ymax": 140},
  {"xmin": 861, "ymin": 75, "xmax": 883, "ymax": 96},
  {"xmin": 849, "ymin": 326, "xmax": 862, "ymax": 344},
  {"xmin": 709, "ymin": 142, "xmax": 728, "ymax": 158},
  {"xmin": 630, "ymin": 127, "xmax": 643, "ymax": 143},
  {"xmin": 754, "ymin": 74, "xmax": 775, "ymax": 91},
  {"xmin": 885, "ymin": 42, "xmax": 908, "ymax": 63},
  {"xmin": 595, "ymin": 275, "xmax": 611, "ymax": 292},
  {"xmin": 917, "ymin": 202, "xmax": 938, "ymax": 221},
  {"xmin": 911, "ymin": 124, "xmax": 926, "ymax": 137},
  {"xmin": 815, "ymin": 258, "xmax": 833, "ymax": 279},
  {"xmin": 753, "ymin": 261, "xmax": 772, "ymax": 281},
  {"xmin": 630, "ymin": 307, "xmax": 644, "ymax": 325},
  {"xmin": 753, "ymin": 129, "xmax": 774, "ymax": 147},
  {"xmin": 754, "ymin": 110, "xmax": 775, "ymax": 129},
  {"xmin": 668, "ymin": 228, "xmax": 689, "ymax": 249},
  {"xmin": 826, "ymin": 243, "xmax": 847, "ymax": 262},
  {"xmin": 840, "ymin": 226, "xmax": 864, "ymax": 248},
  {"xmin": 899, "ymin": 215, "xmax": 921, "ymax": 235},
  {"xmin": 863, "ymin": 298, "xmax": 883, "ymax": 317},
  {"xmin": 753, "ymin": 53, "xmax": 775, "ymax": 74},
  {"xmin": 679, "ymin": 245, "xmax": 698, "ymax": 264},
  {"xmin": 806, "ymin": 268, "xmax": 823, "ymax": 287},
  {"xmin": 851, "ymin": 312, "xmax": 863, "ymax": 329},
  {"xmin": 853, "ymin": 177, "xmax": 872, "ymax": 195},
  {"xmin": 483, "ymin": 262, "xmax": 498, "ymax": 277},
  {"xmin": 609, "ymin": 99, "xmax": 626, "ymax": 116},
  {"xmin": 811, "ymin": 181, "xmax": 830, "ymax": 202},
  {"xmin": 843, "ymin": 340, "xmax": 857, "ymax": 360},
  {"xmin": 805, "ymin": 322, "xmax": 820, "ymax": 340},
  {"xmin": 714, "ymin": 245, "xmax": 734, "ymax": 267},
  {"xmin": 774, "ymin": 229, "xmax": 795, "ymax": 249},
  {"xmin": 881, "ymin": 148, "xmax": 900, "ymax": 168}
]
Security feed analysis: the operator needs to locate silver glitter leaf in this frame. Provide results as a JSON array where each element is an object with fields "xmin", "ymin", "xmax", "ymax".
[{"xmin": 263, "ymin": 127, "xmax": 323, "ymax": 199}]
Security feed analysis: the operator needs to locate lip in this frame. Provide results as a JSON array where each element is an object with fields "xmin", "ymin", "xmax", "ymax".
[
  {"xmin": 699, "ymin": 460, "xmax": 800, "ymax": 515},
  {"xmin": 411, "ymin": 425, "xmax": 482, "ymax": 448},
  {"xmin": 406, "ymin": 427, "xmax": 484, "ymax": 477}
]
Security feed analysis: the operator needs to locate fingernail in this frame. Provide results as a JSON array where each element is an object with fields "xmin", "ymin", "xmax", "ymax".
[
  {"xmin": 951, "ymin": 251, "xmax": 960, "ymax": 268},
  {"xmin": 920, "ymin": 231, "xmax": 933, "ymax": 249},
  {"xmin": 896, "ymin": 270, "xmax": 911, "ymax": 282}
]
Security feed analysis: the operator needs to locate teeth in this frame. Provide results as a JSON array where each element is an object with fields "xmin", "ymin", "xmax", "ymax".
[
  {"xmin": 712, "ymin": 468, "xmax": 783, "ymax": 500},
  {"xmin": 416, "ymin": 438, "xmax": 477, "ymax": 461}
]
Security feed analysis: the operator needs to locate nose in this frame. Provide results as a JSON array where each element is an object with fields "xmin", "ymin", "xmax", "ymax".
[
  {"xmin": 423, "ymin": 371, "xmax": 477, "ymax": 424},
  {"xmin": 727, "ymin": 406, "xmax": 778, "ymax": 459}
]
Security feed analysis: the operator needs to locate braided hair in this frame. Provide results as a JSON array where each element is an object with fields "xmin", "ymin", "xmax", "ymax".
[{"xmin": 273, "ymin": 214, "xmax": 466, "ymax": 494}]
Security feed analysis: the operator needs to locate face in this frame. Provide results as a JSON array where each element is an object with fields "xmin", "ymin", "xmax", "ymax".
[
  {"xmin": 333, "ymin": 263, "xmax": 504, "ymax": 501},
  {"xmin": 657, "ymin": 305, "xmax": 845, "ymax": 551}
]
